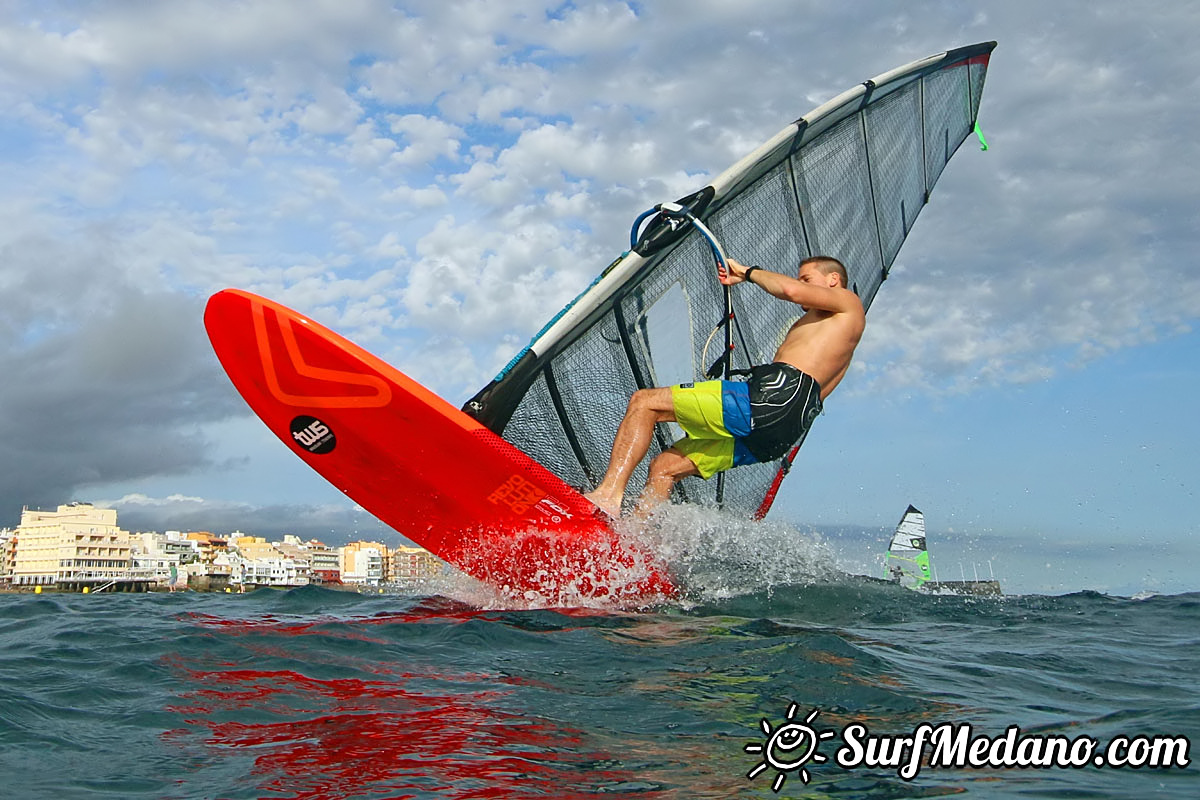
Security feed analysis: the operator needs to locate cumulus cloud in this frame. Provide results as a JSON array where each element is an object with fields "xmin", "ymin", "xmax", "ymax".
[{"xmin": 387, "ymin": 113, "xmax": 465, "ymax": 166}]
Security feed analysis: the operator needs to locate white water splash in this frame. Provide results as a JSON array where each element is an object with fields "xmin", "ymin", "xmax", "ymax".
[
  {"xmin": 413, "ymin": 505, "xmax": 842, "ymax": 611},
  {"xmin": 414, "ymin": 536, "xmax": 675, "ymax": 612},
  {"xmin": 622, "ymin": 504, "xmax": 841, "ymax": 604}
]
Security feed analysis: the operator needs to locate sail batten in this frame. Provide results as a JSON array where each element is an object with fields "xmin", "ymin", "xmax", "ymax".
[{"xmin": 465, "ymin": 42, "xmax": 996, "ymax": 516}]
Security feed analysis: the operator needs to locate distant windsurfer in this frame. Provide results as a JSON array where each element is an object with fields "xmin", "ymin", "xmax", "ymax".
[{"xmin": 584, "ymin": 255, "xmax": 865, "ymax": 516}]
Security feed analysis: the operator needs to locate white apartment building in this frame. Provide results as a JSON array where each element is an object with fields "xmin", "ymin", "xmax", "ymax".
[
  {"xmin": 233, "ymin": 556, "xmax": 309, "ymax": 587},
  {"xmin": 340, "ymin": 543, "xmax": 384, "ymax": 585},
  {"xmin": 130, "ymin": 531, "xmax": 203, "ymax": 588}
]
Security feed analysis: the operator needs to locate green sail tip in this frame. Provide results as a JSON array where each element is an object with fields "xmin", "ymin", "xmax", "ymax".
[{"xmin": 974, "ymin": 120, "xmax": 989, "ymax": 151}]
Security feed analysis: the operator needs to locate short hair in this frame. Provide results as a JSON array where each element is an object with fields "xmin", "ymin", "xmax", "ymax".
[{"xmin": 800, "ymin": 255, "xmax": 848, "ymax": 288}]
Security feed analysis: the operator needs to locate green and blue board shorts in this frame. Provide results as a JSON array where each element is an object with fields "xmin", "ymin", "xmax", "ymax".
[{"xmin": 670, "ymin": 363, "xmax": 823, "ymax": 479}]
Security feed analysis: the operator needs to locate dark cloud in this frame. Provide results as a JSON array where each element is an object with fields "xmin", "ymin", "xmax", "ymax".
[
  {"xmin": 0, "ymin": 228, "xmax": 244, "ymax": 523},
  {"xmin": 109, "ymin": 498, "xmax": 406, "ymax": 546}
]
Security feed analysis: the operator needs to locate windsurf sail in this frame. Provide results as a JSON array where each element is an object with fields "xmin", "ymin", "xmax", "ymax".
[
  {"xmin": 465, "ymin": 42, "xmax": 996, "ymax": 518},
  {"xmin": 885, "ymin": 504, "xmax": 932, "ymax": 589}
]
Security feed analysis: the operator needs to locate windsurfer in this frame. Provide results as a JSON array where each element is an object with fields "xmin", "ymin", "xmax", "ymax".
[{"xmin": 583, "ymin": 255, "xmax": 865, "ymax": 516}]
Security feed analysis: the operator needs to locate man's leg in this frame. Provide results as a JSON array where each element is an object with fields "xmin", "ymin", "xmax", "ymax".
[
  {"xmin": 584, "ymin": 387, "xmax": 676, "ymax": 516},
  {"xmin": 636, "ymin": 446, "xmax": 701, "ymax": 514}
]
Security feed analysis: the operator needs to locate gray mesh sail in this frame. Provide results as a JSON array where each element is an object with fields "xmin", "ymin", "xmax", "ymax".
[{"xmin": 465, "ymin": 42, "xmax": 996, "ymax": 518}]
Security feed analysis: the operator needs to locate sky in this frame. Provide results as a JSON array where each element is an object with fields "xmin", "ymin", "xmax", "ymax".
[{"xmin": 1, "ymin": 1, "xmax": 1197, "ymax": 597}]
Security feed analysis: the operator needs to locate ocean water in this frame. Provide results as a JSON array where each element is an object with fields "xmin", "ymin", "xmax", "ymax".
[{"xmin": 1, "ymin": 514, "xmax": 1197, "ymax": 799}]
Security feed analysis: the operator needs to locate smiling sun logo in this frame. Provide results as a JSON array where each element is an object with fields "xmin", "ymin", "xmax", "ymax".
[{"xmin": 744, "ymin": 703, "xmax": 837, "ymax": 792}]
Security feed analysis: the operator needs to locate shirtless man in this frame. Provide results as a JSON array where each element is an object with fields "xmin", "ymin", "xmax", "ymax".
[{"xmin": 584, "ymin": 255, "xmax": 865, "ymax": 517}]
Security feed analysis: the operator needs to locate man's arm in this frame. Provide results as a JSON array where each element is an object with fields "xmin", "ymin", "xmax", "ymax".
[{"xmin": 720, "ymin": 258, "xmax": 861, "ymax": 314}]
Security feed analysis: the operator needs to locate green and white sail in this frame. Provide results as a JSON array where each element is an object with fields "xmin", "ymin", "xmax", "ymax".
[{"xmin": 885, "ymin": 504, "xmax": 932, "ymax": 589}]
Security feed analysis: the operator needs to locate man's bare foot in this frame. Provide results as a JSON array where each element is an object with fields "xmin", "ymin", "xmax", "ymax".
[{"xmin": 583, "ymin": 490, "xmax": 622, "ymax": 518}]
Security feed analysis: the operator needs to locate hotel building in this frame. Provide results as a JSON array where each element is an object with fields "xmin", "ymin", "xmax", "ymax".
[{"xmin": 10, "ymin": 503, "xmax": 132, "ymax": 587}]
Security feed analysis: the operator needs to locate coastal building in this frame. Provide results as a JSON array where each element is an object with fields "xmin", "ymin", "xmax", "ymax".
[
  {"xmin": 0, "ymin": 528, "xmax": 14, "ymax": 586},
  {"xmin": 132, "ymin": 531, "xmax": 201, "ymax": 562},
  {"xmin": 273, "ymin": 535, "xmax": 314, "ymax": 567},
  {"xmin": 364, "ymin": 540, "xmax": 393, "ymax": 583},
  {"xmin": 186, "ymin": 531, "xmax": 230, "ymax": 575},
  {"xmin": 306, "ymin": 541, "xmax": 341, "ymax": 584},
  {"xmin": 232, "ymin": 535, "xmax": 279, "ymax": 561},
  {"xmin": 223, "ymin": 534, "xmax": 306, "ymax": 588},
  {"xmin": 391, "ymin": 545, "xmax": 443, "ymax": 587},
  {"xmin": 341, "ymin": 541, "xmax": 386, "ymax": 586},
  {"xmin": 272, "ymin": 535, "xmax": 347, "ymax": 584},
  {"xmin": 131, "ymin": 531, "xmax": 202, "ymax": 588},
  {"xmin": 234, "ymin": 556, "xmax": 309, "ymax": 588},
  {"xmin": 10, "ymin": 503, "xmax": 135, "ymax": 588},
  {"xmin": 201, "ymin": 550, "xmax": 239, "ymax": 590}
]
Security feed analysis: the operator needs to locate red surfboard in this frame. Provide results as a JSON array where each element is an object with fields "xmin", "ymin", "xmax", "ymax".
[{"xmin": 204, "ymin": 289, "xmax": 675, "ymax": 605}]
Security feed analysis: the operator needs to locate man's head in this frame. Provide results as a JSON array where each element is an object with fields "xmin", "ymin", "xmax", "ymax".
[{"xmin": 798, "ymin": 255, "xmax": 848, "ymax": 289}]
